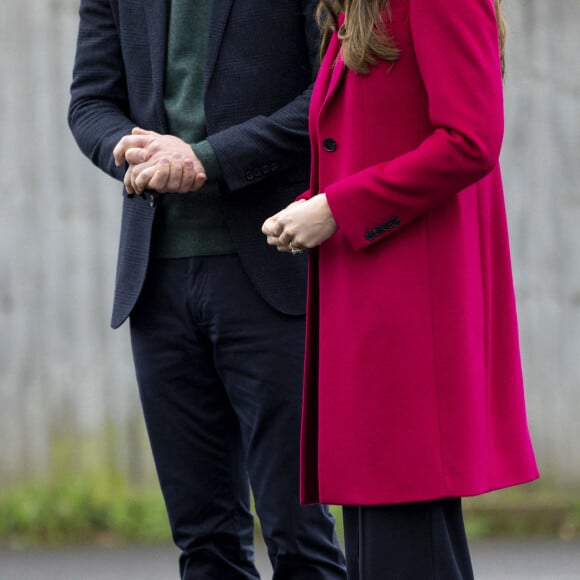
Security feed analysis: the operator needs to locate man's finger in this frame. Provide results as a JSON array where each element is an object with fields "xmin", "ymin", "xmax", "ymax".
[
  {"xmin": 165, "ymin": 157, "xmax": 184, "ymax": 193},
  {"xmin": 135, "ymin": 158, "xmax": 170, "ymax": 193},
  {"xmin": 124, "ymin": 147, "xmax": 150, "ymax": 165},
  {"xmin": 124, "ymin": 167, "xmax": 136, "ymax": 194},
  {"xmin": 145, "ymin": 159, "xmax": 172, "ymax": 192},
  {"xmin": 132, "ymin": 127, "xmax": 158, "ymax": 136},
  {"xmin": 113, "ymin": 134, "xmax": 154, "ymax": 166},
  {"xmin": 192, "ymin": 173, "xmax": 207, "ymax": 192},
  {"xmin": 180, "ymin": 159, "xmax": 198, "ymax": 192}
]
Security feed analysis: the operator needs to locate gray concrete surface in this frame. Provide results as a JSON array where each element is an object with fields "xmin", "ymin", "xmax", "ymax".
[{"xmin": 1, "ymin": 539, "xmax": 579, "ymax": 579}]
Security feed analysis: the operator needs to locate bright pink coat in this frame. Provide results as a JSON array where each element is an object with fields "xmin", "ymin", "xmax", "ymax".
[{"xmin": 299, "ymin": 0, "xmax": 539, "ymax": 505}]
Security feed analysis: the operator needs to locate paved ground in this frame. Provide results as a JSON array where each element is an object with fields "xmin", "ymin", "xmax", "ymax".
[{"xmin": 1, "ymin": 539, "xmax": 580, "ymax": 579}]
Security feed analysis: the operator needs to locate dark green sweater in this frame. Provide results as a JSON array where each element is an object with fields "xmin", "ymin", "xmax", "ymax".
[{"xmin": 151, "ymin": 0, "xmax": 235, "ymax": 258}]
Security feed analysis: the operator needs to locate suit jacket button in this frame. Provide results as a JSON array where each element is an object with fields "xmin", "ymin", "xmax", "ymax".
[
  {"xmin": 148, "ymin": 193, "xmax": 156, "ymax": 207},
  {"xmin": 322, "ymin": 138, "xmax": 337, "ymax": 152}
]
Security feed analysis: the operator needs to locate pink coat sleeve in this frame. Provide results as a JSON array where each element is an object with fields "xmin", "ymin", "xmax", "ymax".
[{"xmin": 325, "ymin": 0, "xmax": 505, "ymax": 251}]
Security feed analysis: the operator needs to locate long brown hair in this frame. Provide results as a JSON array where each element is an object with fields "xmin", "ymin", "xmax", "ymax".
[{"xmin": 317, "ymin": 0, "xmax": 507, "ymax": 76}]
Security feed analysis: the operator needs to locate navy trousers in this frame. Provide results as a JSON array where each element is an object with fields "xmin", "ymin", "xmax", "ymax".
[
  {"xmin": 130, "ymin": 256, "xmax": 346, "ymax": 580},
  {"xmin": 343, "ymin": 499, "xmax": 474, "ymax": 580}
]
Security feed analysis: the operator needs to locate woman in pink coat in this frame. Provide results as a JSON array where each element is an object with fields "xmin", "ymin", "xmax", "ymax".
[{"xmin": 263, "ymin": 0, "xmax": 539, "ymax": 577}]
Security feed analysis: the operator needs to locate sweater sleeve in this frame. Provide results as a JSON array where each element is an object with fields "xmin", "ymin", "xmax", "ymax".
[{"xmin": 191, "ymin": 140, "xmax": 223, "ymax": 184}]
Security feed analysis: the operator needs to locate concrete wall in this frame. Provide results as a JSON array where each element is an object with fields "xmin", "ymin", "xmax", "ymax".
[
  {"xmin": 0, "ymin": 0, "xmax": 579, "ymax": 487},
  {"xmin": 502, "ymin": 0, "xmax": 580, "ymax": 485},
  {"xmin": 0, "ymin": 0, "xmax": 153, "ymax": 485}
]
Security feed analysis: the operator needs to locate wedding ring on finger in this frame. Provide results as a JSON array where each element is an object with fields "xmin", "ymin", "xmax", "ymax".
[{"xmin": 289, "ymin": 242, "xmax": 303, "ymax": 255}]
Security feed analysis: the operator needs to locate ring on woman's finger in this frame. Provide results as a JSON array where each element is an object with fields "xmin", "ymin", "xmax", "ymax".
[{"xmin": 289, "ymin": 242, "xmax": 303, "ymax": 255}]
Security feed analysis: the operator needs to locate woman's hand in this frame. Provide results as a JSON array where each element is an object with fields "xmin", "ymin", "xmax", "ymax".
[{"xmin": 262, "ymin": 194, "xmax": 337, "ymax": 253}]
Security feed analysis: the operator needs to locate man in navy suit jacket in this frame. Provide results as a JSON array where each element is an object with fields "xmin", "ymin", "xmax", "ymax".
[{"xmin": 68, "ymin": 1, "xmax": 346, "ymax": 578}]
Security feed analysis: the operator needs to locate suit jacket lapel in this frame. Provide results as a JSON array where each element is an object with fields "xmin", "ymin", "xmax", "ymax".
[
  {"xmin": 205, "ymin": 0, "xmax": 235, "ymax": 91},
  {"xmin": 144, "ymin": 0, "xmax": 170, "ymax": 130}
]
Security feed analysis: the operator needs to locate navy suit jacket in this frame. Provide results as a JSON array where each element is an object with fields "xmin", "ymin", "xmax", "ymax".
[{"xmin": 69, "ymin": 0, "xmax": 319, "ymax": 328}]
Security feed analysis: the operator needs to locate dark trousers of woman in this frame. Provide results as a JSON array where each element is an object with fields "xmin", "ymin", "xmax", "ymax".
[{"xmin": 343, "ymin": 499, "xmax": 474, "ymax": 580}]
